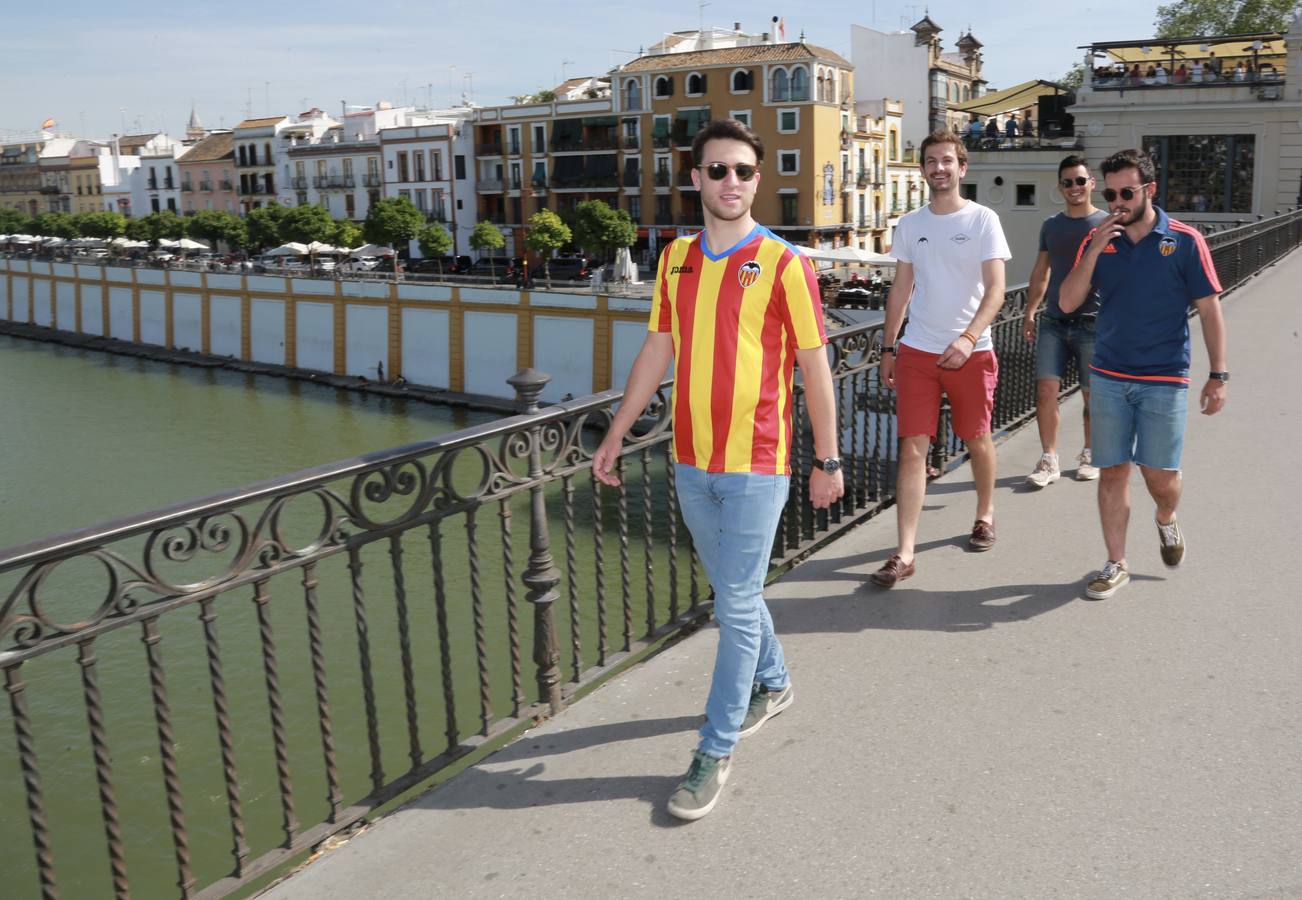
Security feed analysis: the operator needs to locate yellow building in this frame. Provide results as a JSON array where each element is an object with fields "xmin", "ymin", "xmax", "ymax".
[
  {"xmin": 69, "ymin": 150, "xmax": 103, "ymax": 214},
  {"xmin": 472, "ymin": 28, "xmax": 859, "ymax": 260}
]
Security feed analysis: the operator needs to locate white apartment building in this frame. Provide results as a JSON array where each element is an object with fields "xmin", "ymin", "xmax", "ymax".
[{"xmin": 381, "ymin": 107, "xmax": 477, "ymax": 255}]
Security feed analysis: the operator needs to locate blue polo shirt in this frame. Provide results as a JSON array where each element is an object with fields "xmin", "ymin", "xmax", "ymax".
[{"xmin": 1075, "ymin": 208, "xmax": 1222, "ymax": 387}]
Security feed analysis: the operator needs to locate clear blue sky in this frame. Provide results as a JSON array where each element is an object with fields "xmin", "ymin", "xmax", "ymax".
[{"xmin": 2, "ymin": 1, "xmax": 1161, "ymax": 138}]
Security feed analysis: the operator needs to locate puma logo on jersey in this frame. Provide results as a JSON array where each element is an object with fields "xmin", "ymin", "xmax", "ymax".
[{"xmin": 670, "ymin": 265, "xmax": 694, "ymax": 274}]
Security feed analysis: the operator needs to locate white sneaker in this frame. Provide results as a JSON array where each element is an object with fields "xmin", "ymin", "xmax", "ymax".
[
  {"xmin": 1076, "ymin": 448, "xmax": 1100, "ymax": 481},
  {"xmin": 1026, "ymin": 452, "xmax": 1060, "ymax": 488}
]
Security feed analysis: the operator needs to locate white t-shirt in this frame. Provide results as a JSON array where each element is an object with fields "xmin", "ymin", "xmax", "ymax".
[{"xmin": 890, "ymin": 201, "xmax": 1011, "ymax": 354}]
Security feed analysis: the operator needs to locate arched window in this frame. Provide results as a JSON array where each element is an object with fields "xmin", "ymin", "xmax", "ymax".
[
  {"xmin": 731, "ymin": 69, "xmax": 752, "ymax": 92},
  {"xmin": 962, "ymin": 85, "xmax": 970, "ymax": 101},
  {"xmin": 889, "ymin": 130, "xmax": 898, "ymax": 160},
  {"xmin": 625, "ymin": 79, "xmax": 642, "ymax": 110},
  {"xmin": 654, "ymin": 76, "xmax": 672, "ymax": 98},
  {"xmin": 816, "ymin": 70, "xmax": 826, "ymax": 102},
  {"xmin": 686, "ymin": 72, "xmax": 706, "ymax": 95},
  {"xmin": 771, "ymin": 67, "xmax": 790, "ymax": 101},
  {"xmin": 791, "ymin": 66, "xmax": 809, "ymax": 100},
  {"xmin": 237, "ymin": 145, "xmax": 247, "ymax": 166}
]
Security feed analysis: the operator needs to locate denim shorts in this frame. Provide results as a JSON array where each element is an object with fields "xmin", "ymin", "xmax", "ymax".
[
  {"xmin": 1035, "ymin": 315, "xmax": 1096, "ymax": 389},
  {"xmin": 1089, "ymin": 375, "xmax": 1189, "ymax": 470}
]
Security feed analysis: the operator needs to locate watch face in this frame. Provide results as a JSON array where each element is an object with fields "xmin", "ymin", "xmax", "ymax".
[{"xmin": 821, "ymin": 458, "xmax": 842, "ymax": 473}]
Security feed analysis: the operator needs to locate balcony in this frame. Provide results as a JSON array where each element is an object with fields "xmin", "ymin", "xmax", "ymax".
[
  {"xmin": 550, "ymin": 175, "xmax": 619, "ymax": 191},
  {"xmin": 220, "ymin": 179, "xmax": 233, "ymax": 191},
  {"xmin": 509, "ymin": 176, "xmax": 523, "ymax": 190},
  {"xmin": 147, "ymin": 181, "xmax": 159, "ymax": 191},
  {"xmin": 531, "ymin": 178, "xmax": 548, "ymax": 190},
  {"xmin": 291, "ymin": 176, "xmax": 309, "ymax": 190},
  {"xmin": 476, "ymin": 143, "xmax": 504, "ymax": 157},
  {"xmin": 653, "ymin": 171, "xmax": 671, "ymax": 188},
  {"xmin": 477, "ymin": 178, "xmax": 504, "ymax": 193},
  {"xmin": 199, "ymin": 181, "xmax": 213, "ymax": 192},
  {"xmin": 622, "ymin": 134, "xmax": 639, "ymax": 151},
  {"xmin": 857, "ymin": 173, "xmax": 871, "ymax": 188},
  {"xmin": 164, "ymin": 180, "xmax": 175, "ymax": 191},
  {"xmin": 651, "ymin": 135, "xmax": 672, "ymax": 150},
  {"xmin": 39, "ymin": 185, "xmax": 60, "ymax": 194},
  {"xmin": 623, "ymin": 171, "xmax": 640, "ymax": 188},
  {"xmin": 312, "ymin": 175, "xmax": 356, "ymax": 189},
  {"xmin": 364, "ymin": 174, "xmax": 383, "ymax": 187},
  {"xmin": 507, "ymin": 142, "xmax": 522, "ymax": 156}
]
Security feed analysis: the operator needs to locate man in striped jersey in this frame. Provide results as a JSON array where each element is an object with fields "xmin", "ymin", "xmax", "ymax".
[
  {"xmin": 1059, "ymin": 148, "xmax": 1228, "ymax": 600},
  {"xmin": 593, "ymin": 119, "xmax": 843, "ymax": 821}
]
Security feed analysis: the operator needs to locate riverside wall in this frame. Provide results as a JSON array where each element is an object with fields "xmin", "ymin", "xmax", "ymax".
[{"xmin": 0, "ymin": 259, "xmax": 655, "ymax": 403}]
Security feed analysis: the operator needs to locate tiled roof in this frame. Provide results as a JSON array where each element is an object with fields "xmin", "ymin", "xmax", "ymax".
[
  {"xmin": 619, "ymin": 42, "xmax": 852, "ymax": 73},
  {"xmin": 176, "ymin": 131, "xmax": 234, "ymax": 164},
  {"xmin": 234, "ymin": 116, "xmax": 288, "ymax": 129},
  {"xmin": 117, "ymin": 132, "xmax": 161, "ymax": 153}
]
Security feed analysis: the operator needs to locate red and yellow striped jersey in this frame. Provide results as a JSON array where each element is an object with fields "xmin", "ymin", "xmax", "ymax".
[{"xmin": 649, "ymin": 225, "xmax": 827, "ymax": 474}]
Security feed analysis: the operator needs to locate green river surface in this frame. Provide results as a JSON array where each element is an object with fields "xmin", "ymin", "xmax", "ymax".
[{"xmin": 0, "ymin": 334, "xmax": 690, "ymax": 899}]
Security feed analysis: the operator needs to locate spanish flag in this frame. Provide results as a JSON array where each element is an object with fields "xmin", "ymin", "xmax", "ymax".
[{"xmin": 41, "ymin": 118, "xmax": 55, "ymax": 130}]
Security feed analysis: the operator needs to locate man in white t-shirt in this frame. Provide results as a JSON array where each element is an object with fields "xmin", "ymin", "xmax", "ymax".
[{"xmin": 872, "ymin": 131, "xmax": 1012, "ymax": 587}]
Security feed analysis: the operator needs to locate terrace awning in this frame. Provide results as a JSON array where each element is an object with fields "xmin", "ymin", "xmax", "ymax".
[{"xmin": 951, "ymin": 80, "xmax": 1064, "ymax": 115}]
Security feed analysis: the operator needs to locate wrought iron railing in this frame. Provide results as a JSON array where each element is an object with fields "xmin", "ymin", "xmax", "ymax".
[{"xmin": 2, "ymin": 209, "xmax": 1299, "ymax": 899}]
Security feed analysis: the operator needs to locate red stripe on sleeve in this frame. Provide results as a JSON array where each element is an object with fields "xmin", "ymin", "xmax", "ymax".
[
  {"xmin": 1169, "ymin": 220, "xmax": 1223, "ymax": 294},
  {"xmin": 653, "ymin": 244, "xmax": 673, "ymax": 332},
  {"xmin": 1074, "ymin": 229, "xmax": 1096, "ymax": 267}
]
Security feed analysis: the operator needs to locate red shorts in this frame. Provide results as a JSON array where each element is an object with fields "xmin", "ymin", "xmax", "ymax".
[{"xmin": 895, "ymin": 344, "xmax": 999, "ymax": 440}]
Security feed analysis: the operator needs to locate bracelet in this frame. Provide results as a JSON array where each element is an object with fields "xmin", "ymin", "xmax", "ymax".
[
  {"xmin": 959, "ymin": 331, "xmax": 979, "ymax": 347},
  {"xmin": 881, "ymin": 346, "xmax": 896, "ymax": 354}
]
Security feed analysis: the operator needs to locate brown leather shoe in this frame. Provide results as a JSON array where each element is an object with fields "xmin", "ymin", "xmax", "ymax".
[
  {"xmin": 969, "ymin": 519, "xmax": 996, "ymax": 551},
  {"xmin": 871, "ymin": 554, "xmax": 916, "ymax": 587}
]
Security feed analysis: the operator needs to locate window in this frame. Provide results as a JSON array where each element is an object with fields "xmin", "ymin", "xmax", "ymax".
[
  {"xmin": 414, "ymin": 152, "xmax": 425, "ymax": 181},
  {"xmin": 791, "ymin": 66, "xmax": 809, "ymax": 100},
  {"xmin": 778, "ymin": 109, "xmax": 799, "ymax": 133},
  {"xmin": 654, "ymin": 76, "xmax": 673, "ymax": 98},
  {"xmin": 397, "ymin": 152, "xmax": 409, "ymax": 182},
  {"xmin": 729, "ymin": 109, "xmax": 751, "ymax": 127},
  {"xmin": 771, "ymin": 68, "xmax": 790, "ymax": 101},
  {"xmin": 686, "ymin": 72, "xmax": 706, "ymax": 95},
  {"xmin": 629, "ymin": 195, "xmax": 641, "ymax": 221},
  {"xmin": 151, "ymin": 197, "xmax": 160, "ymax": 212},
  {"xmin": 532, "ymin": 161, "xmax": 546, "ymax": 187},
  {"xmin": 431, "ymin": 152, "xmax": 442, "ymax": 181},
  {"xmin": 345, "ymin": 194, "xmax": 356, "ymax": 218},
  {"xmin": 508, "ymin": 126, "xmax": 521, "ymax": 155},
  {"xmin": 625, "ymin": 79, "xmax": 642, "ymax": 110},
  {"xmin": 533, "ymin": 124, "xmax": 546, "ymax": 152},
  {"xmin": 781, "ymin": 194, "xmax": 798, "ymax": 225},
  {"xmin": 779, "ymin": 150, "xmax": 799, "ymax": 174},
  {"xmin": 1015, "ymin": 184, "xmax": 1036, "ymax": 206},
  {"xmin": 731, "ymin": 69, "xmax": 752, "ymax": 93},
  {"xmin": 454, "ymin": 155, "xmax": 466, "ymax": 179},
  {"xmin": 888, "ymin": 130, "xmax": 899, "ymax": 160},
  {"xmin": 1144, "ymin": 133, "xmax": 1255, "ymax": 214}
]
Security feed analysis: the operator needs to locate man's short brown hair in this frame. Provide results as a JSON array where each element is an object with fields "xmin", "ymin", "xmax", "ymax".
[
  {"xmin": 919, "ymin": 130, "xmax": 967, "ymax": 167},
  {"xmin": 691, "ymin": 118, "xmax": 765, "ymax": 167}
]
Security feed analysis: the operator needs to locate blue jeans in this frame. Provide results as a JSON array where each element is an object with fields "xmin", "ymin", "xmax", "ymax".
[
  {"xmin": 674, "ymin": 465, "xmax": 790, "ymax": 759},
  {"xmin": 1089, "ymin": 375, "xmax": 1189, "ymax": 470},
  {"xmin": 1035, "ymin": 315, "xmax": 1097, "ymax": 389}
]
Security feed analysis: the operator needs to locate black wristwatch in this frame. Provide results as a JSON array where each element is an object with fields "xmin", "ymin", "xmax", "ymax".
[
  {"xmin": 814, "ymin": 457, "xmax": 842, "ymax": 474},
  {"xmin": 1208, "ymin": 371, "xmax": 1229, "ymax": 382}
]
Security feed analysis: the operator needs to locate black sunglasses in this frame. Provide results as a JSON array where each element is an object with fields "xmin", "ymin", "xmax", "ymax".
[
  {"xmin": 1102, "ymin": 183, "xmax": 1151, "ymax": 202},
  {"xmin": 699, "ymin": 162, "xmax": 759, "ymax": 182},
  {"xmin": 1059, "ymin": 176, "xmax": 1090, "ymax": 188}
]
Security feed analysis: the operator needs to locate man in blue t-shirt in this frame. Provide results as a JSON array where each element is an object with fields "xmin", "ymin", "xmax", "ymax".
[
  {"xmin": 1060, "ymin": 149, "xmax": 1228, "ymax": 601},
  {"xmin": 1022, "ymin": 155, "xmax": 1109, "ymax": 487}
]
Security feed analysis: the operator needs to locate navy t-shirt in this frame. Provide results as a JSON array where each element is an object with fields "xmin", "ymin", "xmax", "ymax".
[
  {"xmin": 1039, "ymin": 210, "xmax": 1108, "ymax": 319},
  {"xmin": 1076, "ymin": 208, "xmax": 1222, "ymax": 386}
]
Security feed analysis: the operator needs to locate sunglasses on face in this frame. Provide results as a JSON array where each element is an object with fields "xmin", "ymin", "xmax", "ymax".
[
  {"xmin": 1102, "ymin": 183, "xmax": 1151, "ymax": 202},
  {"xmin": 699, "ymin": 162, "xmax": 758, "ymax": 182},
  {"xmin": 1060, "ymin": 176, "xmax": 1090, "ymax": 188}
]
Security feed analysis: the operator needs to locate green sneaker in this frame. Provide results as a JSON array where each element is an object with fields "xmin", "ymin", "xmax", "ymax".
[
  {"xmin": 666, "ymin": 751, "xmax": 731, "ymax": 821},
  {"xmin": 1156, "ymin": 515, "xmax": 1185, "ymax": 567},
  {"xmin": 1085, "ymin": 560, "xmax": 1129, "ymax": 600},
  {"xmin": 738, "ymin": 683, "xmax": 794, "ymax": 738}
]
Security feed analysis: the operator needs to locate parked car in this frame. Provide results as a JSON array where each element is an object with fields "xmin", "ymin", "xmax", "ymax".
[
  {"xmin": 408, "ymin": 254, "xmax": 470, "ymax": 275},
  {"xmin": 467, "ymin": 256, "xmax": 522, "ymax": 281},
  {"xmin": 541, "ymin": 256, "xmax": 594, "ymax": 282},
  {"xmin": 349, "ymin": 256, "xmax": 381, "ymax": 272}
]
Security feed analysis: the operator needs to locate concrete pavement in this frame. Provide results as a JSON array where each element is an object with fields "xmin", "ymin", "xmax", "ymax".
[{"xmin": 262, "ymin": 249, "xmax": 1302, "ymax": 900}]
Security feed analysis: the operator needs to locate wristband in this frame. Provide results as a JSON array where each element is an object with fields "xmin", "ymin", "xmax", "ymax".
[
  {"xmin": 881, "ymin": 346, "xmax": 896, "ymax": 354},
  {"xmin": 959, "ymin": 331, "xmax": 979, "ymax": 347}
]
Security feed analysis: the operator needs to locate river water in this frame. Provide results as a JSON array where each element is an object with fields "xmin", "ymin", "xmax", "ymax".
[{"xmin": 0, "ymin": 334, "xmax": 684, "ymax": 899}]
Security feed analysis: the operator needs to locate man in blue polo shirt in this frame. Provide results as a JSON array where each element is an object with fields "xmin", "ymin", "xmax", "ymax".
[{"xmin": 1059, "ymin": 148, "xmax": 1228, "ymax": 600}]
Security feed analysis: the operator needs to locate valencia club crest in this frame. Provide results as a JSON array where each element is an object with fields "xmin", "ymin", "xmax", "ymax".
[{"xmin": 738, "ymin": 260, "xmax": 763, "ymax": 289}]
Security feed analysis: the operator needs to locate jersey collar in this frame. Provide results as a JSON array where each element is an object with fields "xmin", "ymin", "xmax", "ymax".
[{"xmin": 698, "ymin": 224, "xmax": 762, "ymax": 261}]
